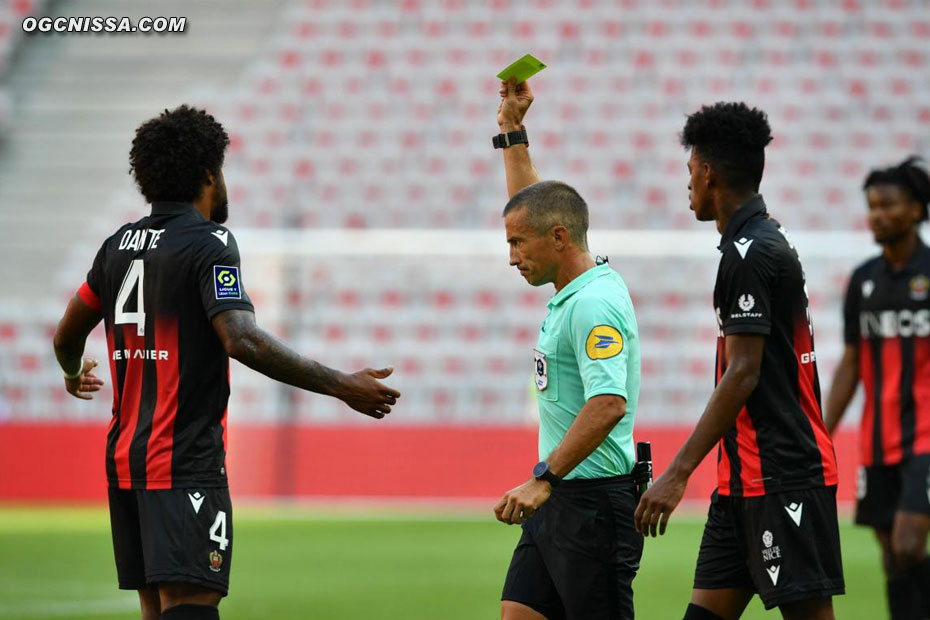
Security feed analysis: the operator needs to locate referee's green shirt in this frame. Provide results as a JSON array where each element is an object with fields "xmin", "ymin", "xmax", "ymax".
[{"xmin": 533, "ymin": 262, "xmax": 640, "ymax": 479}]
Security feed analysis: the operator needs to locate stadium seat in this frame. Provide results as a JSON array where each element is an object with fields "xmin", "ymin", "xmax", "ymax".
[{"xmin": 6, "ymin": 0, "xmax": 923, "ymax": 427}]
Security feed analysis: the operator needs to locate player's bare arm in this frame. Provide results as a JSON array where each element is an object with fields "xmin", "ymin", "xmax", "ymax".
[
  {"xmin": 497, "ymin": 78, "xmax": 540, "ymax": 198},
  {"xmin": 824, "ymin": 344, "xmax": 859, "ymax": 434},
  {"xmin": 494, "ymin": 394, "xmax": 626, "ymax": 525},
  {"xmin": 211, "ymin": 309, "xmax": 400, "ymax": 419},
  {"xmin": 635, "ymin": 333, "xmax": 764, "ymax": 537},
  {"xmin": 53, "ymin": 294, "xmax": 105, "ymax": 400}
]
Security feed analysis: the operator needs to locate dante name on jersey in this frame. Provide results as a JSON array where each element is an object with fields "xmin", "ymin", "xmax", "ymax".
[
  {"xmin": 117, "ymin": 228, "xmax": 165, "ymax": 252},
  {"xmin": 77, "ymin": 202, "xmax": 255, "ymax": 490}
]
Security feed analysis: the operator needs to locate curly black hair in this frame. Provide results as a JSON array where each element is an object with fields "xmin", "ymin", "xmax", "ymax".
[
  {"xmin": 863, "ymin": 156, "xmax": 930, "ymax": 221},
  {"xmin": 129, "ymin": 105, "xmax": 229, "ymax": 204},
  {"xmin": 681, "ymin": 102, "xmax": 773, "ymax": 193}
]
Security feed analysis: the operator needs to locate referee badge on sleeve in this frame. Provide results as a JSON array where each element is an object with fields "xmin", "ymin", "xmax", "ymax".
[
  {"xmin": 585, "ymin": 325, "xmax": 624, "ymax": 360},
  {"xmin": 534, "ymin": 349, "xmax": 548, "ymax": 390}
]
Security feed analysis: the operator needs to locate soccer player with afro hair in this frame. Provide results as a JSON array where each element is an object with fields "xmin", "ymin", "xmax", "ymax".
[
  {"xmin": 635, "ymin": 102, "xmax": 845, "ymax": 620},
  {"xmin": 827, "ymin": 156, "xmax": 930, "ymax": 620}
]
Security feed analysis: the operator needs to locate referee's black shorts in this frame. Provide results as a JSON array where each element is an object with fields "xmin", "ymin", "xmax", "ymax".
[{"xmin": 501, "ymin": 474, "xmax": 643, "ymax": 620}]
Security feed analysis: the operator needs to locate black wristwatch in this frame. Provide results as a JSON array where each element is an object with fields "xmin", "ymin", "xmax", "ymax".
[
  {"xmin": 533, "ymin": 461, "xmax": 561, "ymax": 487},
  {"xmin": 492, "ymin": 126, "xmax": 529, "ymax": 149}
]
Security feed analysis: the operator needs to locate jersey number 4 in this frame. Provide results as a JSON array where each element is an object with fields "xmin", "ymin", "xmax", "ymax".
[
  {"xmin": 210, "ymin": 510, "xmax": 230, "ymax": 550},
  {"xmin": 115, "ymin": 259, "xmax": 146, "ymax": 336}
]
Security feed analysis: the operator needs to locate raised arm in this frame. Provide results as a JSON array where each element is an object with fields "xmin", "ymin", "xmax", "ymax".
[
  {"xmin": 211, "ymin": 309, "xmax": 399, "ymax": 419},
  {"xmin": 825, "ymin": 344, "xmax": 859, "ymax": 434},
  {"xmin": 497, "ymin": 78, "xmax": 540, "ymax": 198}
]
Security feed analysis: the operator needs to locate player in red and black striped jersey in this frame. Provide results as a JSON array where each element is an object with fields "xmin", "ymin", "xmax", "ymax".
[
  {"xmin": 77, "ymin": 204, "xmax": 255, "ymax": 491},
  {"xmin": 52, "ymin": 106, "xmax": 400, "ymax": 620},
  {"xmin": 826, "ymin": 157, "xmax": 930, "ymax": 620},
  {"xmin": 635, "ymin": 103, "xmax": 843, "ymax": 620}
]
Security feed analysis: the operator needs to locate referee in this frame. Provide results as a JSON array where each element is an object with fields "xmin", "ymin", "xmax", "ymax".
[{"xmin": 494, "ymin": 80, "xmax": 643, "ymax": 620}]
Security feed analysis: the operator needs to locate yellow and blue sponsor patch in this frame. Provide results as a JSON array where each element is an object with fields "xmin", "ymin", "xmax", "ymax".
[
  {"xmin": 214, "ymin": 265, "xmax": 241, "ymax": 299},
  {"xmin": 585, "ymin": 325, "xmax": 624, "ymax": 360}
]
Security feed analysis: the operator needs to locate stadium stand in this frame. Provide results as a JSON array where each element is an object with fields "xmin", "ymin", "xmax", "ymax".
[
  {"xmin": 0, "ymin": 0, "xmax": 40, "ymax": 74},
  {"xmin": 1, "ymin": 0, "xmax": 927, "ymax": 427},
  {"xmin": 0, "ymin": 0, "xmax": 43, "ymax": 136},
  {"xmin": 191, "ymin": 0, "xmax": 930, "ymax": 232}
]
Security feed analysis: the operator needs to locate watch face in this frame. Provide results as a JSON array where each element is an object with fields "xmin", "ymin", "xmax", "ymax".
[{"xmin": 533, "ymin": 462, "xmax": 548, "ymax": 478}]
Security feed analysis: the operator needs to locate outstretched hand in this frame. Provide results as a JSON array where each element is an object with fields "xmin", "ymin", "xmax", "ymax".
[
  {"xmin": 64, "ymin": 358, "xmax": 105, "ymax": 401},
  {"xmin": 497, "ymin": 78, "xmax": 534, "ymax": 130},
  {"xmin": 340, "ymin": 367, "xmax": 401, "ymax": 419}
]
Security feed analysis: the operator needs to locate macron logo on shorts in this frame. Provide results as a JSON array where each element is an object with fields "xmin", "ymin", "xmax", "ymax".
[
  {"xmin": 784, "ymin": 502, "xmax": 803, "ymax": 527},
  {"xmin": 767, "ymin": 565, "xmax": 780, "ymax": 586},
  {"xmin": 189, "ymin": 491, "xmax": 204, "ymax": 514}
]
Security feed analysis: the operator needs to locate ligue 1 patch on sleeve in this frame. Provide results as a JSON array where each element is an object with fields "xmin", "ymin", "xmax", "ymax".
[
  {"xmin": 214, "ymin": 265, "xmax": 242, "ymax": 299},
  {"xmin": 585, "ymin": 325, "xmax": 624, "ymax": 360}
]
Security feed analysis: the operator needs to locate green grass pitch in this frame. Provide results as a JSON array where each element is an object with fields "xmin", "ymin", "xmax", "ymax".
[{"xmin": 0, "ymin": 505, "xmax": 886, "ymax": 619}]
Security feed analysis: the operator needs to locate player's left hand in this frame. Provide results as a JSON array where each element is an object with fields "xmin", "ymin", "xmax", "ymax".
[
  {"xmin": 64, "ymin": 358, "xmax": 105, "ymax": 401},
  {"xmin": 634, "ymin": 470, "xmax": 687, "ymax": 537},
  {"xmin": 493, "ymin": 478, "xmax": 551, "ymax": 525}
]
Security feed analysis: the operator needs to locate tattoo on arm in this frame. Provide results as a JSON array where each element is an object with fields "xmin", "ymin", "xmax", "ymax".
[{"xmin": 211, "ymin": 310, "xmax": 346, "ymax": 397}]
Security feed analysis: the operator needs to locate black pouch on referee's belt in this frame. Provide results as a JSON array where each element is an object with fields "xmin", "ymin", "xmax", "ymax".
[{"xmin": 632, "ymin": 441, "xmax": 653, "ymax": 499}]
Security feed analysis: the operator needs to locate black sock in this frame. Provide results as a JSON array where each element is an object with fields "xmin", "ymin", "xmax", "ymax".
[
  {"xmin": 683, "ymin": 603, "xmax": 726, "ymax": 620},
  {"xmin": 910, "ymin": 556, "xmax": 930, "ymax": 615},
  {"xmin": 160, "ymin": 604, "xmax": 219, "ymax": 620},
  {"xmin": 888, "ymin": 574, "xmax": 921, "ymax": 620}
]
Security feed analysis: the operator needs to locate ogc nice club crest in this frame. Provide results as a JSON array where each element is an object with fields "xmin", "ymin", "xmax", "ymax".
[{"xmin": 209, "ymin": 550, "xmax": 223, "ymax": 573}]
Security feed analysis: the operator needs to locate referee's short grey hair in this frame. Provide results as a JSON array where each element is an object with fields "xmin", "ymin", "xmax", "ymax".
[{"xmin": 503, "ymin": 180, "xmax": 589, "ymax": 251}]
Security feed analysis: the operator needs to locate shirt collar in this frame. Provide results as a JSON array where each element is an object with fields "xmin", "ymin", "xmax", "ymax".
[
  {"xmin": 150, "ymin": 202, "xmax": 202, "ymax": 218},
  {"xmin": 881, "ymin": 238, "xmax": 929, "ymax": 275},
  {"xmin": 548, "ymin": 263, "xmax": 611, "ymax": 308},
  {"xmin": 718, "ymin": 194, "xmax": 768, "ymax": 251}
]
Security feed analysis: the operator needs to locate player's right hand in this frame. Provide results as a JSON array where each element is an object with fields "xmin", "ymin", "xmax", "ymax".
[
  {"xmin": 340, "ymin": 367, "xmax": 401, "ymax": 419},
  {"xmin": 634, "ymin": 469, "xmax": 687, "ymax": 537},
  {"xmin": 64, "ymin": 358, "xmax": 105, "ymax": 401},
  {"xmin": 497, "ymin": 77, "xmax": 534, "ymax": 131}
]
